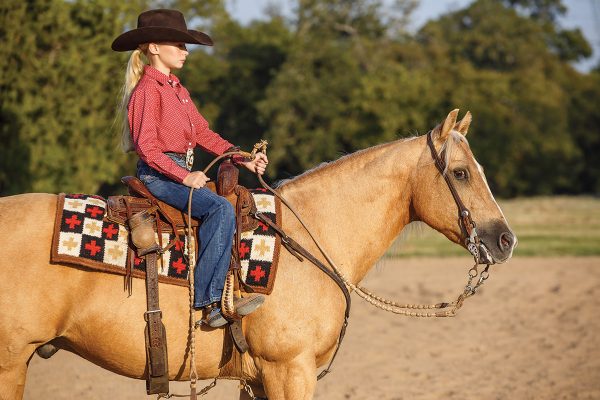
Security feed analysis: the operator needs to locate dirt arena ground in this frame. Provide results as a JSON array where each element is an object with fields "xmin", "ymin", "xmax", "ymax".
[{"xmin": 24, "ymin": 257, "xmax": 600, "ymax": 399}]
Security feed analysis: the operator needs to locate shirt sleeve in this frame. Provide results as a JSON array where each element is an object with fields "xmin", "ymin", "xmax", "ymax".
[{"xmin": 129, "ymin": 85, "xmax": 190, "ymax": 183}]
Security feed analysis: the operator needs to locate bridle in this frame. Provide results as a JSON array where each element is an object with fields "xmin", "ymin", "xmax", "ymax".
[
  {"xmin": 183, "ymin": 137, "xmax": 496, "ymax": 397},
  {"xmin": 426, "ymin": 130, "xmax": 492, "ymax": 265}
]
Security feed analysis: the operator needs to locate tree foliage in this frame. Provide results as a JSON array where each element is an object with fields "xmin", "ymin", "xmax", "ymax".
[
  {"xmin": 1, "ymin": 0, "xmax": 598, "ymax": 197},
  {"xmin": 414, "ymin": 0, "xmax": 589, "ymax": 195},
  {"xmin": 260, "ymin": 0, "xmax": 424, "ymax": 176},
  {"xmin": 0, "ymin": 0, "xmax": 142, "ymax": 195}
]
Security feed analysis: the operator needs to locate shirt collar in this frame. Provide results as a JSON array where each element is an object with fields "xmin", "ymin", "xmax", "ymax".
[{"xmin": 143, "ymin": 65, "xmax": 181, "ymax": 87}]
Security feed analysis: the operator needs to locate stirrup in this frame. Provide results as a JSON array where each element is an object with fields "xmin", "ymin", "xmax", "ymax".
[{"xmin": 235, "ymin": 294, "xmax": 265, "ymax": 316}]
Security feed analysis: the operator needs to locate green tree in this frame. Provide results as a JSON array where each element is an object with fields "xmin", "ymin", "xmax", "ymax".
[
  {"xmin": 500, "ymin": 0, "xmax": 591, "ymax": 62},
  {"xmin": 181, "ymin": 16, "xmax": 293, "ymax": 165},
  {"xmin": 258, "ymin": 0, "xmax": 422, "ymax": 177},
  {"xmin": 3, "ymin": 0, "xmax": 597, "ymax": 197},
  {"xmin": 415, "ymin": 0, "xmax": 594, "ymax": 196},
  {"xmin": 568, "ymin": 69, "xmax": 600, "ymax": 194},
  {"xmin": 1, "ymin": 0, "xmax": 142, "ymax": 195}
]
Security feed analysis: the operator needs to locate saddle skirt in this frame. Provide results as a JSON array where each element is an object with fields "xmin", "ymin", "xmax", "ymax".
[{"xmin": 50, "ymin": 188, "xmax": 282, "ymax": 294}]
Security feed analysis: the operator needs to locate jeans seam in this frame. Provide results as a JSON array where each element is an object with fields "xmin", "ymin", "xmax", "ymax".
[
  {"xmin": 195, "ymin": 296, "xmax": 222, "ymax": 309},
  {"xmin": 138, "ymin": 169, "xmax": 234, "ymax": 308}
]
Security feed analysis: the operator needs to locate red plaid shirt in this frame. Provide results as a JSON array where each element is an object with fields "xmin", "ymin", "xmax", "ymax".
[{"xmin": 128, "ymin": 65, "xmax": 234, "ymax": 183}]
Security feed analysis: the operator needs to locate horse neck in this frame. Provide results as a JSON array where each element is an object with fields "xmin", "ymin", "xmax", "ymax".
[{"xmin": 279, "ymin": 137, "xmax": 422, "ymax": 284}]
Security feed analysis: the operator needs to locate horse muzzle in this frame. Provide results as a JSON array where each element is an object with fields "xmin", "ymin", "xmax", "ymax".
[{"xmin": 477, "ymin": 225, "xmax": 517, "ymax": 265}]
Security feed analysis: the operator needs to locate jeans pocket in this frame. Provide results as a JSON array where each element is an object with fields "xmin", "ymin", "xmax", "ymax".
[
  {"xmin": 138, "ymin": 173, "xmax": 159, "ymax": 185},
  {"xmin": 137, "ymin": 161, "xmax": 159, "ymax": 185}
]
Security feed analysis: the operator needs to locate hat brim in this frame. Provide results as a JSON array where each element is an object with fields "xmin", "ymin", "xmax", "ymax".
[{"xmin": 111, "ymin": 27, "xmax": 213, "ymax": 51}]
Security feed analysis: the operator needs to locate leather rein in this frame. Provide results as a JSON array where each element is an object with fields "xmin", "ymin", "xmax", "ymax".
[{"xmin": 182, "ymin": 134, "xmax": 493, "ymax": 392}]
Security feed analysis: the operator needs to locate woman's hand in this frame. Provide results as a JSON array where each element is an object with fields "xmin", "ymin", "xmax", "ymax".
[
  {"xmin": 241, "ymin": 153, "xmax": 269, "ymax": 175},
  {"xmin": 183, "ymin": 171, "xmax": 210, "ymax": 189}
]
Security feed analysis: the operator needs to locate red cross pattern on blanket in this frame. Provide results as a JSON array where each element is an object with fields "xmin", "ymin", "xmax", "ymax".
[
  {"xmin": 52, "ymin": 192, "xmax": 281, "ymax": 294},
  {"xmin": 53, "ymin": 194, "xmax": 190, "ymax": 284},
  {"xmin": 238, "ymin": 190, "xmax": 281, "ymax": 293}
]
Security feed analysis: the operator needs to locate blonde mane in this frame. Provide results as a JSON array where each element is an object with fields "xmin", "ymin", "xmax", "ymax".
[
  {"xmin": 276, "ymin": 129, "xmax": 467, "ymax": 188},
  {"xmin": 277, "ymin": 137, "xmax": 418, "ymax": 188}
]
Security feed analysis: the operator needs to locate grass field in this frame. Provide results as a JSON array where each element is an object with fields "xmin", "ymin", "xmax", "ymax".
[{"xmin": 386, "ymin": 196, "xmax": 600, "ymax": 257}]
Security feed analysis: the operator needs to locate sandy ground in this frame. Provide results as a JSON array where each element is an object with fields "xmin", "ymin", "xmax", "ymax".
[{"xmin": 24, "ymin": 257, "xmax": 600, "ymax": 399}]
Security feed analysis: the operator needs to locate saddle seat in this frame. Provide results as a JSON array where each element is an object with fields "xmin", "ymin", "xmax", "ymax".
[{"xmin": 105, "ymin": 160, "xmax": 259, "ymax": 234}]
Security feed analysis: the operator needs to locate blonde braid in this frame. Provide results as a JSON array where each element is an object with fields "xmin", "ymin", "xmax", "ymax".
[{"xmin": 117, "ymin": 45, "xmax": 149, "ymax": 152}]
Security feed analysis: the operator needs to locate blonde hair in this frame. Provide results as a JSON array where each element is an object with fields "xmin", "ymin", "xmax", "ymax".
[{"xmin": 117, "ymin": 44, "xmax": 149, "ymax": 152}]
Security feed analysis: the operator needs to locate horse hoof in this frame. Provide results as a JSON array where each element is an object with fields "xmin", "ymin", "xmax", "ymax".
[{"xmin": 36, "ymin": 343, "xmax": 59, "ymax": 359}]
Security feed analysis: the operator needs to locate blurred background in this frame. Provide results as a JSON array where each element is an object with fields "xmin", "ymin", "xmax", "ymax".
[
  {"xmin": 1, "ymin": 0, "xmax": 599, "ymax": 198},
  {"xmin": 2, "ymin": 0, "xmax": 598, "ymax": 257}
]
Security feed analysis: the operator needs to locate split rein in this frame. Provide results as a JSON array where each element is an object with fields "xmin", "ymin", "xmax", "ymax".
[
  {"xmin": 254, "ymin": 134, "xmax": 492, "ymax": 319},
  {"xmin": 173, "ymin": 135, "xmax": 492, "ymax": 398}
]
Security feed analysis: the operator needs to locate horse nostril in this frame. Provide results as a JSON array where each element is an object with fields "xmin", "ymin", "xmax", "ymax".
[{"xmin": 499, "ymin": 232, "xmax": 514, "ymax": 252}]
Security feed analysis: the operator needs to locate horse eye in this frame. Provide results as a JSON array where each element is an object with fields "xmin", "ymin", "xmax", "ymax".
[{"xmin": 453, "ymin": 169, "xmax": 468, "ymax": 180}]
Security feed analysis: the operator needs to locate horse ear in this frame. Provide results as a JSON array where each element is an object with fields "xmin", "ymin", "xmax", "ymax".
[
  {"xmin": 456, "ymin": 111, "xmax": 472, "ymax": 136},
  {"xmin": 439, "ymin": 109, "xmax": 459, "ymax": 140}
]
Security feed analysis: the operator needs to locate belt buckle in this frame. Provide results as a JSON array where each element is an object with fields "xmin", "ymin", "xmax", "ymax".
[{"xmin": 185, "ymin": 148, "xmax": 194, "ymax": 171}]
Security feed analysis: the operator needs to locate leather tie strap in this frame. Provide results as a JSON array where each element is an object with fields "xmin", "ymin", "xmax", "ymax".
[
  {"xmin": 230, "ymin": 320, "xmax": 249, "ymax": 353},
  {"xmin": 124, "ymin": 200, "xmax": 134, "ymax": 296},
  {"xmin": 122, "ymin": 176, "xmax": 181, "ymax": 233}
]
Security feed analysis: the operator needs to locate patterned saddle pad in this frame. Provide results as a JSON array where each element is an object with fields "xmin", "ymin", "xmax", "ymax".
[{"xmin": 51, "ymin": 190, "xmax": 281, "ymax": 294}]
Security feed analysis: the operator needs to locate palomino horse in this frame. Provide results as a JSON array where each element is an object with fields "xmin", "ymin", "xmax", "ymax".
[{"xmin": 0, "ymin": 110, "xmax": 516, "ymax": 399}]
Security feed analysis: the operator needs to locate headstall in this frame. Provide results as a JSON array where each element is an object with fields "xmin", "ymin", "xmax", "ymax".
[{"xmin": 426, "ymin": 130, "xmax": 489, "ymax": 264}]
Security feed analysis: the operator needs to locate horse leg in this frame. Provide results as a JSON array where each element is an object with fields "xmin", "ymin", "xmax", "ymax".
[
  {"xmin": 0, "ymin": 344, "xmax": 37, "ymax": 400},
  {"xmin": 259, "ymin": 355, "xmax": 317, "ymax": 400}
]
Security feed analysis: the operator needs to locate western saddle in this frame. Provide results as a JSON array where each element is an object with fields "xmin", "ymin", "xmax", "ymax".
[
  {"xmin": 112, "ymin": 159, "xmax": 258, "ymax": 395},
  {"xmin": 112, "ymin": 160, "xmax": 258, "ymax": 234}
]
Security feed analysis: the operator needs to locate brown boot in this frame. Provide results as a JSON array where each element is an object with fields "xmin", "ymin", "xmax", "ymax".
[{"xmin": 234, "ymin": 294, "xmax": 265, "ymax": 316}]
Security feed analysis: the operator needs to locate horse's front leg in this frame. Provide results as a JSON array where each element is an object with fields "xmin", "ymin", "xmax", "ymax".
[
  {"xmin": 259, "ymin": 354, "xmax": 317, "ymax": 400},
  {"xmin": 0, "ymin": 343, "xmax": 37, "ymax": 400},
  {"xmin": 0, "ymin": 362, "xmax": 28, "ymax": 400}
]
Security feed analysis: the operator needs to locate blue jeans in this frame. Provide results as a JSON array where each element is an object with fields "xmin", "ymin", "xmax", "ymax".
[{"xmin": 137, "ymin": 156, "xmax": 235, "ymax": 308}]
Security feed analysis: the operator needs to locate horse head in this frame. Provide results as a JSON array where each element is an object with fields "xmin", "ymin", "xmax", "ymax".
[{"xmin": 411, "ymin": 109, "xmax": 517, "ymax": 264}]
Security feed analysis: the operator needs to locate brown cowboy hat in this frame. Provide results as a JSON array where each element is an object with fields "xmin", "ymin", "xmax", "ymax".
[{"xmin": 111, "ymin": 9, "xmax": 213, "ymax": 52}]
